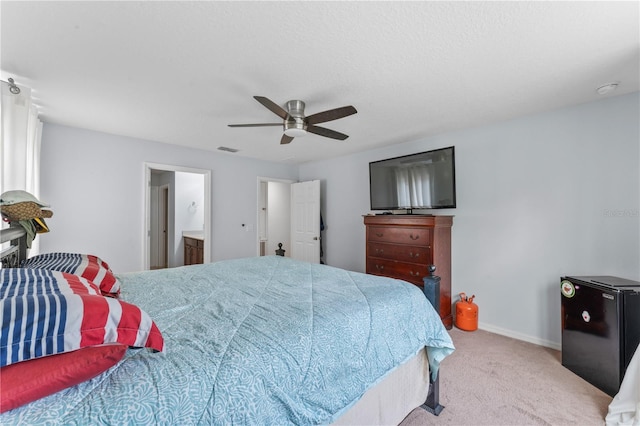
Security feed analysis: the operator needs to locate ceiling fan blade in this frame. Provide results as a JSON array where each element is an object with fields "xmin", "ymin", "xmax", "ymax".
[
  {"xmin": 280, "ymin": 134, "xmax": 294, "ymax": 145},
  {"xmin": 254, "ymin": 96, "xmax": 289, "ymax": 120},
  {"xmin": 307, "ymin": 125, "xmax": 349, "ymax": 140},
  {"xmin": 306, "ymin": 106, "xmax": 357, "ymax": 125},
  {"xmin": 228, "ymin": 123, "xmax": 282, "ymax": 127}
]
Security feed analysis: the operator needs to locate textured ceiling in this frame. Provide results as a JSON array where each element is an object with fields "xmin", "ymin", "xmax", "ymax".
[{"xmin": 1, "ymin": 1, "xmax": 638, "ymax": 164}]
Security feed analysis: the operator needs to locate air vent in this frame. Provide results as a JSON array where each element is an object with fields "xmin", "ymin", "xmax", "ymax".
[{"xmin": 217, "ymin": 146, "xmax": 239, "ymax": 153}]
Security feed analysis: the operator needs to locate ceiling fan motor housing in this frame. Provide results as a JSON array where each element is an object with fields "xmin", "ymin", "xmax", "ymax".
[
  {"xmin": 285, "ymin": 100, "xmax": 305, "ymax": 117},
  {"xmin": 284, "ymin": 100, "xmax": 308, "ymax": 136}
]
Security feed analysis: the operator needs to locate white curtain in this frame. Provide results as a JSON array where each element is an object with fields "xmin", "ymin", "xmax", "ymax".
[
  {"xmin": 395, "ymin": 164, "xmax": 432, "ymax": 208},
  {"xmin": 1, "ymin": 79, "xmax": 43, "ymax": 253}
]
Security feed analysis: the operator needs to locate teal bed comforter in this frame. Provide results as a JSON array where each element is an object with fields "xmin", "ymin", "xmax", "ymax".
[{"xmin": 1, "ymin": 256, "xmax": 454, "ymax": 425}]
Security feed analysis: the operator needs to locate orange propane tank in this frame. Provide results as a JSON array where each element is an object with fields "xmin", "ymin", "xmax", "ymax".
[{"xmin": 455, "ymin": 292, "xmax": 478, "ymax": 331}]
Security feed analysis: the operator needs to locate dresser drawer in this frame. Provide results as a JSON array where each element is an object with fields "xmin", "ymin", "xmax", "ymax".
[
  {"xmin": 367, "ymin": 226, "xmax": 432, "ymax": 246},
  {"xmin": 366, "ymin": 258, "xmax": 430, "ymax": 285},
  {"xmin": 367, "ymin": 242, "xmax": 431, "ymax": 263}
]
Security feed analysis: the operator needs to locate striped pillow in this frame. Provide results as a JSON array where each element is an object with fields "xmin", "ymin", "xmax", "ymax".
[
  {"xmin": 0, "ymin": 268, "xmax": 164, "ymax": 368},
  {"xmin": 21, "ymin": 252, "xmax": 121, "ymax": 296}
]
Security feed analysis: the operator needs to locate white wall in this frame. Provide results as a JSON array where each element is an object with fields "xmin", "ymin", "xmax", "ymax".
[
  {"xmin": 299, "ymin": 92, "xmax": 640, "ymax": 348},
  {"xmin": 38, "ymin": 124, "xmax": 299, "ymax": 273}
]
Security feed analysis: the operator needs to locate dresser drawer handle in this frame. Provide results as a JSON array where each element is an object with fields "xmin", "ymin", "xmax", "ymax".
[
  {"xmin": 409, "ymin": 271, "xmax": 419, "ymax": 277},
  {"xmin": 375, "ymin": 264, "xmax": 385, "ymax": 271},
  {"xmin": 375, "ymin": 232, "xmax": 384, "ymax": 238},
  {"xmin": 409, "ymin": 251, "xmax": 419, "ymax": 258},
  {"xmin": 375, "ymin": 248, "xmax": 384, "ymax": 254},
  {"xmin": 409, "ymin": 234, "xmax": 420, "ymax": 241}
]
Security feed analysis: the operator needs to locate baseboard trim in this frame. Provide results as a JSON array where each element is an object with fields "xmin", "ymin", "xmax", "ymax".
[{"xmin": 477, "ymin": 322, "xmax": 561, "ymax": 351}]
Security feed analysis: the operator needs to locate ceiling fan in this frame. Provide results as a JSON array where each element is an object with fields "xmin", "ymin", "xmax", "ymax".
[{"xmin": 228, "ymin": 96, "xmax": 357, "ymax": 145}]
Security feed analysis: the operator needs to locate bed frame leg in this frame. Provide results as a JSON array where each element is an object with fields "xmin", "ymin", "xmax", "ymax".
[{"xmin": 421, "ymin": 372, "xmax": 444, "ymax": 415}]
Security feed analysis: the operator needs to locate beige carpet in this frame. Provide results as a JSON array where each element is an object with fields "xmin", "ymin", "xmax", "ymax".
[{"xmin": 400, "ymin": 328, "xmax": 612, "ymax": 426}]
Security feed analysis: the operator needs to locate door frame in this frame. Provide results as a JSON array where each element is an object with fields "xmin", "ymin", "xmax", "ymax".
[{"xmin": 143, "ymin": 162, "xmax": 211, "ymax": 270}]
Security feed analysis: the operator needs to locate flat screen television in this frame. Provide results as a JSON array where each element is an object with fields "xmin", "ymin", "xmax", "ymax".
[{"xmin": 369, "ymin": 146, "xmax": 456, "ymax": 211}]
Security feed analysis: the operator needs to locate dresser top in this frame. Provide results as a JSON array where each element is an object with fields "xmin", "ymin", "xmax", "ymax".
[
  {"xmin": 182, "ymin": 231, "xmax": 205, "ymax": 241},
  {"xmin": 364, "ymin": 214, "xmax": 453, "ymax": 227}
]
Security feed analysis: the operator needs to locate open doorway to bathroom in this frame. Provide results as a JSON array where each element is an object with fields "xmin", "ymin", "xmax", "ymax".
[{"xmin": 144, "ymin": 163, "xmax": 211, "ymax": 270}]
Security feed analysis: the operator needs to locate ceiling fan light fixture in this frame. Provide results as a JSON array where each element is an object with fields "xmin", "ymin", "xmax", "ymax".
[
  {"xmin": 284, "ymin": 128, "xmax": 307, "ymax": 137},
  {"xmin": 284, "ymin": 116, "xmax": 307, "ymax": 137}
]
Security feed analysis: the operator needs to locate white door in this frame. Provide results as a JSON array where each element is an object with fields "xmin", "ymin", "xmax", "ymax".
[
  {"xmin": 290, "ymin": 180, "xmax": 320, "ymax": 263},
  {"xmin": 150, "ymin": 187, "xmax": 160, "ymax": 268}
]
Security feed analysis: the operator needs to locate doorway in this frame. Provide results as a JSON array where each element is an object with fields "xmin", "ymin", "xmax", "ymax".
[
  {"xmin": 256, "ymin": 178, "xmax": 321, "ymax": 263},
  {"xmin": 257, "ymin": 177, "xmax": 294, "ymax": 258},
  {"xmin": 144, "ymin": 162, "xmax": 211, "ymax": 270}
]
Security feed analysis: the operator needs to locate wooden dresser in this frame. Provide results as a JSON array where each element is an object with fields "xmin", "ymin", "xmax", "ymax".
[{"xmin": 364, "ymin": 214, "xmax": 453, "ymax": 329}]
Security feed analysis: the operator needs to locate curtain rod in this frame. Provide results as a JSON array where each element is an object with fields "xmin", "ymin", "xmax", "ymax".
[{"xmin": 0, "ymin": 78, "xmax": 21, "ymax": 94}]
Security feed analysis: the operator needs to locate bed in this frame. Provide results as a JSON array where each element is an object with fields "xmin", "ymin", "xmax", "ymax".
[
  {"xmin": 606, "ymin": 346, "xmax": 640, "ymax": 425},
  {"xmin": 0, "ymin": 225, "xmax": 455, "ymax": 425}
]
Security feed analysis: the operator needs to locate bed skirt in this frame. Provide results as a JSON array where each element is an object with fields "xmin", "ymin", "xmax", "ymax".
[{"xmin": 334, "ymin": 347, "xmax": 430, "ymax": 425}]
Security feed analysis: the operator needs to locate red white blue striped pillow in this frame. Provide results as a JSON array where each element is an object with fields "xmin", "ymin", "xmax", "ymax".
[
  {"xmin": 0, "ymin": 268, "xmax": 164, "ymax": 368},
  {"xmin": 21, "ymin": 252, "xmax": 121, "ymax": 296}
]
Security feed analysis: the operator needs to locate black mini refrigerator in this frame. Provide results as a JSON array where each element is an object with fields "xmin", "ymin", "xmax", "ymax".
[{"xmin": 561, "ymin": 276, "xmax": 640, "ymax": 396}]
